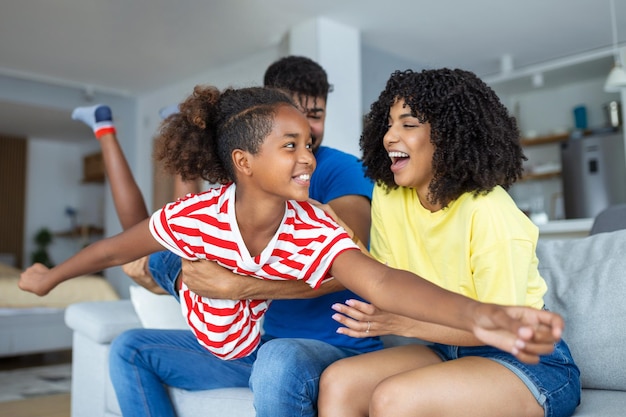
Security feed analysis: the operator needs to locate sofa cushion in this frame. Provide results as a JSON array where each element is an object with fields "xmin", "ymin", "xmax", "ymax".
[
  {"xmin": 170, "ymin": 387, "xmax": 254, "ymax": 417},
  {"xmin": 129, "ymin": 285, "xmax": 188, "ymax": 329},
  {"xmin": 537, "ymin": 230, "xmax": 626, "ymax": 391},
  {"xmin": 65, "ymin": 300, "xmax": 142, "ymax": 344}
]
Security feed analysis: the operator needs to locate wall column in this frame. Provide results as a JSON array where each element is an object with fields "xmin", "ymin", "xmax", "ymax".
[{"xmin": 287, "ymin": 18, "xmax": 362, "ymax": 157}]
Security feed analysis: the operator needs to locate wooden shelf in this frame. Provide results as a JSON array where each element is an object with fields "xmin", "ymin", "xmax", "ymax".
[
  {"xmin": 54, "ymin": 225, "xmax": 104, "ymax": 238},
  {"xmin": 520, "ymin": 171, "xmax": 561, "ymax": 182},
  {"xmin": 520, "ymin": 132, "xmax": 570, "ymax": 147}
]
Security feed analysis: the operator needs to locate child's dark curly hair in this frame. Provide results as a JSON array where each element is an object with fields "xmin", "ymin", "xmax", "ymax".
[
  {"xmin": 361, "ymin": 68, "xmax": 526, "ymax": 207},
  {"xmin": 264, "ymin": 55, "xmax": 331, "ymax": 106},
  {"xmin": 154, "ymin": 85, "xmax": 294, "ymax": 184}
]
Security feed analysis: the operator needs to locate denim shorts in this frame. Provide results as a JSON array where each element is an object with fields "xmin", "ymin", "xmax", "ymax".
[
  {"xmin": 147, "ymin": 250, "xmax": 182, "ymax": 301},
  {"xmin": 429, "ymin": 338, "xmax": 580, "ymax": 417}
]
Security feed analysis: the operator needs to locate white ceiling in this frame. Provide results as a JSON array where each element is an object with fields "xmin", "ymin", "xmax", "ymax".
[{"xmin": 1, "ymin": 0, "xmax": 625, "ymax": 141}]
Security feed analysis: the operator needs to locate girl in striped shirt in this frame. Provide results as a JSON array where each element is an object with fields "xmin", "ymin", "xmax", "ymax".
[{"xmin": 20, "ymin": 84, "xmax": 563, "ymax": 362}]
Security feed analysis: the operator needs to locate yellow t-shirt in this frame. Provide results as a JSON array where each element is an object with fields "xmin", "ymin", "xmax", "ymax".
[{"xmin": 370, "ymin": 185, "xmax": 546, "ymax": 309}]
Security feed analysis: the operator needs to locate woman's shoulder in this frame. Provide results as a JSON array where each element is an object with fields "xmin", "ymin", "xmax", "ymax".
[
  {"xmin": 454, "ymin": 186, "xmax": 515, "ymax": 209},
  {"xmin": 455, "ymin": 187, "xmax": 536, "ymax": 236},
  {"xmin": 373, "ymin": 184, "xmax": 416, "ymax": 206}
]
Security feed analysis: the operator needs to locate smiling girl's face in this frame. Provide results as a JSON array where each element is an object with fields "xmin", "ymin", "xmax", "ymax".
[
  {"xmin": 383, "ymin": 98, "xmax": 436, "ymax": 207},
  {"xmin": 248, "ymin": 104, "xmax": 316, "ymax": 202}
]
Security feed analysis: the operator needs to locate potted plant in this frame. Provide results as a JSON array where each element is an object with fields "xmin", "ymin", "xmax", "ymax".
[{"xmin": 31, "ymin": 227, "xmax": 54, "ymax": 267}]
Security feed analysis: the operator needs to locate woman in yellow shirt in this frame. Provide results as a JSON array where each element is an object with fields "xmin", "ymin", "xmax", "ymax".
[{"xmin": 318, "ymin": 68, "xmax": 581, "ymax": 417}]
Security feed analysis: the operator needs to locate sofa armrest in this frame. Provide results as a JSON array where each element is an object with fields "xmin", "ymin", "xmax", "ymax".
[{"xmin": 65, "ymin": 300, "xmax": 141, "ymax": 344}]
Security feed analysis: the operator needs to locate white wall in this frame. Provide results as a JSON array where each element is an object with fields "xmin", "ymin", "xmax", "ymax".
[
  {"xmin": 288, "ymin": 17, "xmax": 363, "ymax": 157},
  {"xmin": 24, "ymin": 138, "xmax": 100, "ymax": 267},
  {"xmin": 361, "ymin": 45, "xmax": 429, "ymax": 116},
  {"xmin": 501, "ymin": 78, "xmax": 620, "ymax": 137}
]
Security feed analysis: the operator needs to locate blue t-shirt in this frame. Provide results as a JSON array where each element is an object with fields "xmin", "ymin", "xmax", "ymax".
[{"xmin": 262, "ymin": 146, "xmax": 383, "ymax": 353}]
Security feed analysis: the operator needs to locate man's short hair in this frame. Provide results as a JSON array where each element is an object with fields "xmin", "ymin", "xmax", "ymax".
[{"xmin": 264, "ymin": 56, "xmax": 332, "ymax": 100}]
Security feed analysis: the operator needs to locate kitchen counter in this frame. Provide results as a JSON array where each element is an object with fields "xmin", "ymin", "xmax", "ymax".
[{"xmin": 536, "ymin": 218, "xmax": 593, "ymax": 240}]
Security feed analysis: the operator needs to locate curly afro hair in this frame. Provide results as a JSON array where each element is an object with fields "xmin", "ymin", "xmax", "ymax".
[
  {"xmin": 360, "ymin": 68, "xmax": 526, "ymax": 207},
  {"xmin": 154, "ymin": 85, "xmax": 294, "ymax": 184}
]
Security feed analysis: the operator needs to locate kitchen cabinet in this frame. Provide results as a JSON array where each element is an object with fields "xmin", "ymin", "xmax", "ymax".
[{"xmin": 82, "ymin": 151, "xmax": 105, "ymax": 183}]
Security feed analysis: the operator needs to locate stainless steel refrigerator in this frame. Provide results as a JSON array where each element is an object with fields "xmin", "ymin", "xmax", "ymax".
[{"xmin": 561, "ymin": 131, "xmax": 626, "ymax": 219}]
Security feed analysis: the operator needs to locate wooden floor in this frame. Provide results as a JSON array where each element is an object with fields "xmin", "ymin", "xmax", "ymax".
[
  {"xmin": 0, "ymin": 393, "xmax": 70, "ymax": 417},
  {"xmin": 0, "ymin": 350, "xmax": 72, "ymax": 417}
]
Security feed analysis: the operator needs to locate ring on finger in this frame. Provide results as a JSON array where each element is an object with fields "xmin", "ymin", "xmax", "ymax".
[{"xmin": 366, "ymin": 321, "xmax": 371, "ymax": 334}]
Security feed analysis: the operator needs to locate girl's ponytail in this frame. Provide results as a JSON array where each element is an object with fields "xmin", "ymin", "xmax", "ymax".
[{"xmin": 154, "ymin": 85, "xmax": 231, "ymax": 184}]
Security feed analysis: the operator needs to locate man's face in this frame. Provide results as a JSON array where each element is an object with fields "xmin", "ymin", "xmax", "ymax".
[{"xmin": 292, "ymin": 94, "xmax": 326, "ymax": 153}]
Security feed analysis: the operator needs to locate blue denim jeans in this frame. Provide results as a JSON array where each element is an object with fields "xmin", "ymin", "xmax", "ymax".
[
  {"xmin": 429, "ymin": 338, "xmax": 581, "ymax": 417},
  {"xmin": 147, "ymin": 250, "xmax": 181, "ymax": 300},
  {"xmin": 110, "ymin": 251, "xmax": 362, "ymax": 416},
  {"xmin": 109, "ymin": 331, "xmax": 361, "ymax": 417}
]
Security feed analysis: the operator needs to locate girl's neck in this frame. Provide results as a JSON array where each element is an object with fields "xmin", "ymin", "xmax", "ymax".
[{"xmin": 234, "ymin": 186, "xmax": 286, "ymax": 257}]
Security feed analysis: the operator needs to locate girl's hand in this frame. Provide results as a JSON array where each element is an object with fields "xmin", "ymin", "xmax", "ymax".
[
  {"xmin": 472, "ymin": 304, "xmax": 563, "ymax": 364},
  {"xmin": 19, "ymin": 263, "xmax": 55, "ymax": 296},
  {"xmin": 332, "ymin": 299, "xmax": 417, "ymax": 338}
]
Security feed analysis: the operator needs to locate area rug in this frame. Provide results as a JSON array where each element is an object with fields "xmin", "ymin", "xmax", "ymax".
[{"xmin": 0, "ymin": 363, "xmax": 71, "ymax": 403}]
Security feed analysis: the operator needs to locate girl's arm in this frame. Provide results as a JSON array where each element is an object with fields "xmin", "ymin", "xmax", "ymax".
[
  {"xmin": 20, "ymin": 219, "xmax": 163, "ymax": 296},
  {"xmin": 330, "ymin": 249, "xmax": 563, "ymax": 363}
]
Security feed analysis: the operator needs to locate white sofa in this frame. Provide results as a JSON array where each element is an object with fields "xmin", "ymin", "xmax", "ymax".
[{"xmin": 65, "ymin": 230, "xmax": 626, "ymax": 417}]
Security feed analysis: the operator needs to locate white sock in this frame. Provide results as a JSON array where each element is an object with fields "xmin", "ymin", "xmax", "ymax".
[{"xmin": 72, "ymin": 104, "xmax": 116, "ymax": 139}]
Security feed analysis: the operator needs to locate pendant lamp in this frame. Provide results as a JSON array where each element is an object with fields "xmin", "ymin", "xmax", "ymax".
[{"xmin": 605, "ymin": 0, "xmax": 626, "ymax": 92}]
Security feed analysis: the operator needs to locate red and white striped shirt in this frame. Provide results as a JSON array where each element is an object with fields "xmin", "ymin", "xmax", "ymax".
[{"xmin": 149, "ymin": 183, "xmax": 358, "ymax": 360}]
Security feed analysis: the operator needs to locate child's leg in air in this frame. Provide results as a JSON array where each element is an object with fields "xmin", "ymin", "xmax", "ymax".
[
  {"xmin": 72, "ymin": 104, "xmax": 164, "ymax": 292},
  {"xmin": 72, "ymin": 104, "xmax": 149, "ymax": 230}
]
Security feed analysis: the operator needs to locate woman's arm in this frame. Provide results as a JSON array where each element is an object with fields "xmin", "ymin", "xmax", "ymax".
[
  {"xmin": 331, "ymin": 299, "xmax": 480, "ymax": 345},
  {"xmin": 20, "ymin": 219, "xmax": 162, "ymax": 296}
]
